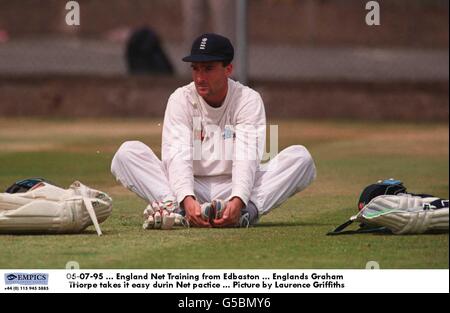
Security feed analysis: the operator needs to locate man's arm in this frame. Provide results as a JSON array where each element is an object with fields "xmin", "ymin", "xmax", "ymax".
[
  {"xmin": 214, "ymin": 92, "xmax": 266, "ymax": 227},
  {"xmin": 161, "ymin": 92, "xmax": 196, "ymax": 206},
  {"xmin": 161, "ymin": 91, "xmax": 210, "ymax": 227},
  {"xmin": 231, "ymin": 93, "xmax": 266, "ymax": 204}
]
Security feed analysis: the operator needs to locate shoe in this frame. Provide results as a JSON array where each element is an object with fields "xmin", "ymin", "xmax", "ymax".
[
  {"xmin": 212, "ymin": 199, "xmax": 226, "ymax": 219},
  {"xmin": 238, "ymin": 212, "xmax": 250, "ymax": 228},
  {"xmin": 238, "ymin": 202, "xmax": 259, "ymax": 228},
  {"xmin": 200, "ymin": 202, "xmax": 212, "ymax": 221},
  {"xmin": 200, "ymin": 199, "xmax": 226, "ymax": 222}
]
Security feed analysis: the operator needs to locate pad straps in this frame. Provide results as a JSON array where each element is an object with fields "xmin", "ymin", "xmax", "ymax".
[
  {"xmin": 76, "ymin": 183, "xmax": 103, "ymax": 236},
  {"xmin": 82, "ymin": 197, "xmax": 102, "ymax": 236}
]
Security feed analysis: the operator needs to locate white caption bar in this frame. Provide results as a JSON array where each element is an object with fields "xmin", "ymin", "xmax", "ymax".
[{"xmin": 1, "ymin": 269, "xmax": 448, "ymax": 293}]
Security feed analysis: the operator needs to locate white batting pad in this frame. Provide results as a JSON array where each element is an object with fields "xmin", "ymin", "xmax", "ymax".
[
  {"xmin": 0, "ymin": 181, "xmax": 112, "ymax": 235},
  {"xmin": 358, "ymin": 194, "xmax": 449, "ymax": 234}
]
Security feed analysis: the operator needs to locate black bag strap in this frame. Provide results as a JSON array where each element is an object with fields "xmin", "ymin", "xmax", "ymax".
[
  {"xmin": 327, "ymin": 219, "xmax": 354, "ymax": 235},
  {"xmin": 327, "ymin": 219, "xmax": 390, "ymax": 236}
]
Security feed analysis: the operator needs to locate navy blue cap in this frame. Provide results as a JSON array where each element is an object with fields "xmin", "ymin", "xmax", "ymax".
[{"xmin": 182, "ymin": 33, "xmax": 234, "ymax": 63}]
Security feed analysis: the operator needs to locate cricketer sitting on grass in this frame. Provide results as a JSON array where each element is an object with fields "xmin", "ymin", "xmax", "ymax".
[{"xmin": 111, "ymin": 33, "xmax": 317, "ymax": 229}]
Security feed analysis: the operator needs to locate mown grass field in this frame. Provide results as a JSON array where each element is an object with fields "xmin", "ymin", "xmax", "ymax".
[{"xmin": 0, "ymin": 118, "xmax": 448, "ymax": 269}]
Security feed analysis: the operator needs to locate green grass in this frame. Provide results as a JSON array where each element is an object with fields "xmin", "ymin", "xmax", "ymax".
[{"xmin": 0, "ymin": 118, "xmax": 448, "ymax": 269}]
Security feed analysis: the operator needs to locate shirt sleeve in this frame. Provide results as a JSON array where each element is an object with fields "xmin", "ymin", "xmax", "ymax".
[
  {"xmin": 229, "ymin": 92, "xmax": 266, "ymax": 205},
  {"xmin": 161, "ymin": 91, "xmax": 196, "ymax": 204}
]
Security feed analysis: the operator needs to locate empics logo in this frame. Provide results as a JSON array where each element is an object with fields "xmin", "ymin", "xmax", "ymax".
[
  {"xmin": 4, "ymin": 273, "xmax": 49, "ymax": 285},
  {"xmin": 6, "ymin": 274, "xmax": 18, "ymax": 281}
]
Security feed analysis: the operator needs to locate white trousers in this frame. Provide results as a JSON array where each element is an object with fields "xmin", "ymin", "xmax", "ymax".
[{"xmin": 111, "ymin": 141, "xmax": 316, "ymax": 216}]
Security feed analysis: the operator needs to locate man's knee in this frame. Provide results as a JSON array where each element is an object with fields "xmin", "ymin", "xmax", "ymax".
[
  {"xmin": 286, "ymin": 145, "xmax": 316, "ymax": 181},
  {"xmin": 111, "ymin": 141, "xmax": 148, "ymax": 173},
  {"xmin": 285, "ymin": 145, "xmax": 314, "ymax": 166}
]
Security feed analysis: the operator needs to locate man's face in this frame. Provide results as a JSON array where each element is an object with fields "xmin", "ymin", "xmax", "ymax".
[{"xmin": 191, "ymin": 61, "xmax": 233, "ymax": 105}]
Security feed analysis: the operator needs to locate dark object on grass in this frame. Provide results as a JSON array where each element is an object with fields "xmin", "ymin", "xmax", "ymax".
[{"xmin": 6, "ymin": 178, "xmax": 56, "ymax": 194}]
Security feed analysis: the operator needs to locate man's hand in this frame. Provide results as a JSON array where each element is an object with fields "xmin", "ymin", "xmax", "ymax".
[
  {"xmin": 182, "ymin": 196, "xmax": 210, "ymax": 227},
  {"xmin": 212, "ymin": 197, "xmax": 244, "ymax": 227}
]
